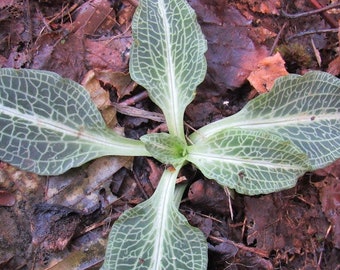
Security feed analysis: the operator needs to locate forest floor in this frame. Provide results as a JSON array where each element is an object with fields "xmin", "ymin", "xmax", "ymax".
[{"xmin": 0, "ymin": 0, "xmax": 339, "ymax": 269}]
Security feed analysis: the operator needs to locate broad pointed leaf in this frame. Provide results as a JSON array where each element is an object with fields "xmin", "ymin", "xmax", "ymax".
[
  {"xmin": 0, "ymin": 68, "xmax": 149, "ymax": 175},
  {"xmin": 101, "ymin": 166, "xmax": 207, "ymax": 270},
  {"xmin": 188, "ymin": 128, "xmax": 311, "ymax": 195},
  {"xmin": 190, "ymin": 71, "xmax": 340, "ymax": 169},
  {"xmin": 130, "ymin": 0, "xmax": 207, "ymax": 138},
  {"xmin": 141, "ymin": 133, "xmax": 187, "ymax": 165}
]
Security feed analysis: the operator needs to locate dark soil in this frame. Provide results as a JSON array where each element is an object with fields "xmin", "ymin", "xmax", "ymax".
[{"xmin": 0, "ymin": 0, "xmax": 339, "ymax": 269}]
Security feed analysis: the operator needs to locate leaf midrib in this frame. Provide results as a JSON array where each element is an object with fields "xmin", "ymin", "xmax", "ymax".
[
  {"xmin": 238, "ymin": 113, "xmax": 339, "ymax": 128},
  {"xmin": 158, "ymin": 0, "xmax": 180, "ymax": 137},
  {"xmin": 1, "ymin": 104, "xmax": 113, "ymax": 146},
  {"xmin": 188, "ymin": 152, "xmax": 306, "ymax": 170},
  {"xmin": 194, "ymin": 113, "xmax": 339, "ymax": 139},
  {"xmin": 151, "ymin": 168, "xmax": 177, "ymax": 269}
]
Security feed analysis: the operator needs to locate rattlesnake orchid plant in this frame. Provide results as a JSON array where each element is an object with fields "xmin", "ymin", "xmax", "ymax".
[{"xmin": 0, "ymin": 0, "xmax": 339, "ymax": 269}]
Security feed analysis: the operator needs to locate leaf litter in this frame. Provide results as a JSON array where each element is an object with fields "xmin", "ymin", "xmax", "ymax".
[{"xmin": 0, "ymin": 0, "xmax": 339, "ymax": 269}]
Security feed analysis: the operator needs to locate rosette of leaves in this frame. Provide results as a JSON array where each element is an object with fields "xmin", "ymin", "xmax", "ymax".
[{"xmin": 0, "ymin": 0, "xmax": 339, "ymax": 269}]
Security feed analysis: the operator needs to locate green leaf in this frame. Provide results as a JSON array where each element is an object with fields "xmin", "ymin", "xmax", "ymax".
[
  {"xmin": 0, "ymin": 68, "xmax": 149, "ymax": 175},
  {"xmin": 188, "ymin": 128, "xmax": 311, "ymax": 195},
  {"xmin": 141, "ymin": 133, "xmax": 187, "ymax": 165},
  {"xmin": 101, "ymin": 166, "xmax": 207, "ymax": 270},
  {"xmin": 130, "ymin": 0, "xmax": 207, "ymax": 139},
  {"xmin": 190, "ymin": 71, "xmax": 340, "ymax": 169}
]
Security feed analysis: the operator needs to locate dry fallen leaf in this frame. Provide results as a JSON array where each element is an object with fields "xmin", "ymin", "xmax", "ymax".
[
  {"xmin": 82, "ymin": 70, "xmax": 111, "ymax": 110},
  {"xmin": 71, "ymin": 0, "xmax": 116, "ymax": 35},
  {"xmin": 0, "ymin": 190, "xmax": 15, "ymax": 206},
  {"xmin": 243, "ymin": 0, "xmax": 281, "ymax": 15},
  {"xmin": 46, "ymin": 156, "xmax": 133, "ymax": 213},
  {"xmin": 82, "ymin": 70, "xmax": 122, "ymax": 128},
  {"xmin": 85, "ymin": 38, "xmax": 132, "ymax": 72},
  {"xmin": 188, "ymin": 0, "xmax": 268, "ymax": 90},
  {"xmin": 327, "ymin": 56, "xmax": 340, "ymax": 76},
  {"xmin": 247, "ymin": 52, "xmax": 289, "ymax": 93},
  {"xmin": 319, "ymin": 177, "xmax": 340, "ymax": 249},
  {"xmin": 315, "ymin": 161, "xmax": 340, "ymax": 249},
  {"xmin": 31, "ymin": 203, "xmax": 81, "ymax": 251},
  {"xmin": 188, "ymin": 179, "xmax": 229, "ymax": 215},
  {"xmin": 93, "ymin": 69, "xmax": 137, "ymax": 100}
]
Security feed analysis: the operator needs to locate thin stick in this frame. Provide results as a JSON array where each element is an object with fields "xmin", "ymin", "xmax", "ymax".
[
  {"xmin": 119, "ymin": 90, "xmax": 149, "ymax": 106},
  {"xmin": 287, "ymin": 28, "xmax": 338, "ymax": 41},
  {"xmin": 309, "ymin": 0, "xmax": 338, "ymax": 28},
  {"xmin": 281, "ymin": 2, "xmax": 340, "ymax": 19},
  {"xmin": 208, "ymin": 235, "xmax": 269, "ymax": 258},
  {"xmin": 269, "ymin": 22, "xmax": 288, "ymax": 55},
  {"xmin": 113, "ymin": 102, "xmax": 165, "ymax": 122}
]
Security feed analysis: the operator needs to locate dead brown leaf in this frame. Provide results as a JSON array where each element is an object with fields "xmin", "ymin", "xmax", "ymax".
[
  {"xmin": 0, "ymin": 190, "xmax": 15, "ymax": 206},
  {"xmin": 146, "ymin": 158, "xmax": 163, "ymax": 190},
  {"xmin": 247, "ymin": 52, "xmax": 289, "ymax": 93},
  {"xmin": 31, "ymin": 0, "xmax": 131, "ymax": 80},
  {"xmin": 327, "ymin": 56, "xmax": 340, "ymax": 76},
  {"xmin": 241, "ymin": 0, "xmax": 281, "ymax": 15},
  {"xmin": 189, "ymin": 1, "xmax": 268, "ymax": 90},
  {"xmin": 31, "ymin": 203, "xmax": 81, "ymax": 251},
  {"xmin": 188, "ymin": 179, "xmax": 229, "ymax": 215},
  {"xmin": 82, "ymin": 70, "xmax": 112, "ymax": 110},
  {"xmin": 93, "ymin": 69, "xmax": 136, "ymax": 100},
  {"xmin": 316, "ymin": 161, "xmax": 340, "ymax": 249},
  {"xmin": 71, "ymin": 0, "xmax": 116, "ymax": 36},
  {"xmin": 45, "ymin": 156, "xmax": 133, "ymax": 212},
  {"xmin": 244, "ymin": 182, "xmax": 330, "ymax": 261},
  {"xmin": 32, "ymin": 32, "xmax": 86, "ymax": 82},
  {"xmin": 85, "ymin": 38, "xmax": 131, "ymax": 71},
  {"xmin": 82, "ymin": 69, "xmax": 137, "ymax": 127}
]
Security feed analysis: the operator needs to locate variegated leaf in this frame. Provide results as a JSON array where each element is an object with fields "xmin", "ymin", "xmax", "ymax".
[
  {"xmin": 130, "ymin": 0, "xmax": 207, "ymax": 138},
  {"xmin": 190, "ymin": 71, "xmax": 340, "ymax": 170},
  {"xmin": 101, "ymin": 166, "xmax": 207, "ymax": 270},
  {"xmin": 0, "ymin": 68, "xmax": 149, "ymax": 175},
  {"xmin": 188, "ymin": 128, "xmax": 311, "ymax": 195}
]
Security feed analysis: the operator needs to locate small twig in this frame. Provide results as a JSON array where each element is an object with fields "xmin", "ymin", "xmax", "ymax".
[
  {"xmin": 224, "ymin": 187, "xmax": 234, "ymax": 221},
  {"xmin": 78, "ymin": 213, "xmax": 120, "ymax": 236},
  {"xmin": 132, "ymin": 170, "xmax": 150, "ymax": 200},
  {"xmin": 269, "ymin": 22, "xmax": 288, "ymax": 55},
  {"xmin": 47, "ymin": 2, "xmax": 79, "ymax": 25},
  {"xmin": 195, "ymin": 212, "xmax": 224, "ymax": 224},
  {"xmin": 113, "ymin": 102, "xmax": 165, "ymax": 122},
  {"xmin": 287, "ymin": 28, "xmax": 338, "ymax": 41},
  {"xmin": 107, "ymin": 23, "xmax": 132, "ymax": 42},
  {"xmin": 308, "ymin": 0, "xmax": 339, "ymax": 28},
  {"xmin": 317, "ymin": 224, "xmax": 332, "ymax": 266},
  {"xmin": 119, "ymin": 90, "xmax": 149, "ymax": 106},
  {"xmin": 241, "ymin": 217, "xmax": 247, "ymax": 241},
  {"xmin": 281, "ymin": 2, "xmax": 340, "ymax": 19},
  {"xmin": 208, "ymin": 235, "xmax": 270, "ymax": 258}
]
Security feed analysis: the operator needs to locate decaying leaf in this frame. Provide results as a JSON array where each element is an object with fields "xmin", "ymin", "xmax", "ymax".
[
  {"xmin": 316, "ymin": 161, "xmax": 340, "ymax": 249},
  {"xmin": 82, "ymin": 70, "xmax": 111, "ymax": 110},
  {"xmin": 81, "ymin": 69, "xmax": 136, "ymax": 126},
  {"xmin": 242, "ymin": 0, "xmax": 281, "ymax": 15},
  {"xmin": 0, "ymin": 190, "xmax": 15, "ymax": 206},
  {"xmin": 188, "ymin": 1, "xmax": 268, "ymax": 90},
  {"xmin": 31, "ymin": 0, "xmax": 132, "ymax": 81},
  {"xmin": 44, "ymin": 231, "xmax": 107, "ymax": 270},
  {"xmin": 247, "ymin": 52, "xmax": 289, "ymax": 93},
  {"xmin": 327, "ymin": 56, "xmax": 340, "ymax": 76},
  {"xmin": 71, "ymin": 0, "xmax": 116, "ymax": 35},
  {"xmin": 31, "ymin": 203, "xmax": 81, "ymax": 251},
  {"xmin": 45, "ymin": 156, "xmax": 133, "ymax": 212},
  {"xmin": 92, "ymin": 69, "xmax": 137, "ymax": 100}
]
